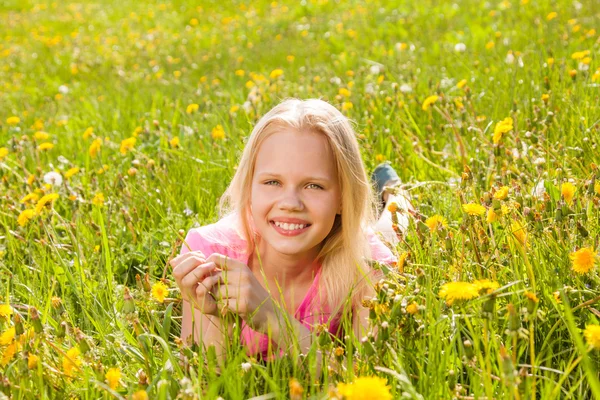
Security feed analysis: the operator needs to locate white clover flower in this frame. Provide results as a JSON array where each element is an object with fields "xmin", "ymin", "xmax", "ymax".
[
  {"xmin": 43, "ymin": 171, "xmax": 63, "ymax": 186},
  {"xmin": 399, "ymin": 84, "xmax": 412, "ymax": 93},
  {"xmin": 58, "ymin": 85, "xmax": 69, "ymax": 94}
]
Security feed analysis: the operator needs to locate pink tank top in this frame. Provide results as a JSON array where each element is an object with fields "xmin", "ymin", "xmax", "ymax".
[{"xmin": 179, "ymin": 213, "xmax": 398, "ymax": 359}]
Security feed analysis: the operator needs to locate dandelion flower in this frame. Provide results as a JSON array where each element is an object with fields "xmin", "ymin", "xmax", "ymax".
[
  {"xmin": 1, "ymin": 341, "xmax": 18, "ymax": 366},
  {"xmin": 493, "ymin": 186, "xmax": 509, "ymax": 200},
  {"xmin": 546, "ymin": 11, "xmax": 557, "ymax": 21},
  {"xmin": 425, "ymin": 215, "xmax": 448, "ymax": 232},
  {"xmin": 35, "ymin": 193, "xmax": 59, "ymax": 214},
  {"xmin": 561, "ymin": 182, "xmax": 576, "ymax": 205},
  {"xmin": 406, "ymin": 302, "xmax": 419, "ymax": 315},
  {"xmin": 270, "ymin": 69, "xmax": 284, "ymax": 80},
  {"xmin": 524, "ymin": 291, "xmax": 539, "ymax": 303},
  {"xmin": 422, "ymin": 95, "xmax": 439, "ymax": 111},
  {"xmin": 43, "ymin": 171, "xmax": 63, "ymax": 186},
  {"xmin": 338, "ymin": 87, "xmax": 351, "ymax": 97},
  {"xmin": 584, "ymin": 325, "xmax": 600, "ymax": 350},
  {"xmin": 120, "ymin": 137, "xmax": 136, "ymax": 155},
  {"xmin": 594, "ymin": 181, "xmax": 600, "ymax": 196},
  {"xmin": 289, "ymin": 378, "xmax": 304, "ymax": 398},
  {"xmin": 83, "ymin": 127, "xmax": 94, "ymax": 139},
  {"xmin": 337, "ymin": 376, "xmax": 392, "ymax": 400},
  {"xmin": 0, "ymin": 304, "xmax": 12, "ymax": 319},
  {"xmin": 62, "ymin": 347, "xmax": 81, "ymax": 377},
  {"xmin": 211, "ymin": 124, "xmax": 226, "ymax": 140},
  {"xmin": 28, "ymin": 354, "xmax": 39, "ymax": 369},
  {"xmin": 473, "ymin": 279, "xmax": 500, "ymax": 294},
  {"xmin": 457, "ymin": 79, "xmax": 467, "ymax": 89},
  {"xmin": 511, "ymin": 220, "xmax": 527, "ymax": 247},
  {"xmin": 6, "ymin": 116, "xmax": 20, "ymax": 125},
  {"xmin": 105, "ymin": 367, "xmax": 121, "ymax": 390},
  {"xmin": 439, "ymin": 282, "xmax": 479, "ymax": 305},
  {"xmin": 342, "ymin": 101, "xmax": 353, "ymax": 111},
  {"xmin": 34, "ymin": 131, "xmax": 49, "ymax": 140},
  {"xmin": 0, "ymin": 147, "xmax": 8, "ymax": 160},
  {"xmin": 89, "ymin": 138, "xmax": 102, "ymax": 158},
  {"xmin": 462, "ymin": 203, "xmax": 486, "ymax": 216},
  {"xmin": 0, "ymin": 327, "xmax": 15, "ymax": 345},
  {"xmin": 486, "ymin": 208, "xmax": 499, "ymax": 223},
  {"xmin": 132, "ymin": 390, "xmax": 149, "ymax": 400},
  {"xmin": 20, "ymin": 192, "xmax": 40, "ymax": 204},
  {"xmin": 169, "ymin": 137, "xmax": 180, "ymax": 148},
  {"xmin": 186, "ymin": 103, "xmax": 199, "ymax": 114},
  {"xmin": 92, "ymin": 193, "xmax": 105, "ymax": 206},
  {"xmin": 38, "ymin": 142, "xmax": 54, "ymax": 151},
  {"xmin": 493, "ymin": 117, "xmax": 513, "ymax": 144},
  {"xmin": 570, "ymin": 247, "xmax": 596, "ymax": 274},
  {"xmin": 18, "ymin": 209, "xmax": 36, "ymax": 227},
  {"xmin": 64, "ymin": 167, "xmax": 80, "ymax": 179},
  {"xmin": 152, "ymin": 281, "xmax": 169, "ymax": 303}
]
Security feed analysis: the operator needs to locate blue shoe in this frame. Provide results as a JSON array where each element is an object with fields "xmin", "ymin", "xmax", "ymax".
[{"xmin": 372, "ymin": 162, "xmax": 401, "ymax": 213}]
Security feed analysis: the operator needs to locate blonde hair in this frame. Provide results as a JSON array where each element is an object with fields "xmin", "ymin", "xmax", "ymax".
[{"xmin": 218, "ymin": 98, "xmax": 379, "ymax": 319}]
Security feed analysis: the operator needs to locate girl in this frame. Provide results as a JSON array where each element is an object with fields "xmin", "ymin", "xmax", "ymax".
[{"xmin": 171, "ymin": 98, "xmax": 412, "ymax": 362}]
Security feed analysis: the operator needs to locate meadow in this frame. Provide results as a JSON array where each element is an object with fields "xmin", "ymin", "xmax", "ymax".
[{"xmin": 1, "ymin": 0, "xmax": 600, "ymax": 398}]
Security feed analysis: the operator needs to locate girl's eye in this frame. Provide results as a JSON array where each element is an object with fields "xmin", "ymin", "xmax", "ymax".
[
  {"xmin": 307, "ymin": 183, "xmax": 323, "ymax": 190},
  {"xmin": 264, "ymin": 180, "xmax": 280, "ymax": 186}
]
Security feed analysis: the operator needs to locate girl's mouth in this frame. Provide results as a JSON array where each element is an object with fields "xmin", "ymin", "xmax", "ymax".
[{"xmin": 270, "ymin": 221, "xmax": 311, "ymax": 237}]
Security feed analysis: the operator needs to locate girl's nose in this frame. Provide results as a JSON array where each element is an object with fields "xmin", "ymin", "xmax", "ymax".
[{"xmin": 277, "ymin": 189, "xmax": 304, "ymax": 211}]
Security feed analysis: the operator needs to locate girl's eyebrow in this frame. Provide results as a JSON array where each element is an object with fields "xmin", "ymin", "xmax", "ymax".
[{"xmin": 257, "ymin": 172, "xmax": 331, "ymax": 182}]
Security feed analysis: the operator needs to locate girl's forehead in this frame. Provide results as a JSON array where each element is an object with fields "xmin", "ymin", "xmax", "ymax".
[{"xmin": 254, "ymin": 129, "xmax": 337, "ymax": 177}]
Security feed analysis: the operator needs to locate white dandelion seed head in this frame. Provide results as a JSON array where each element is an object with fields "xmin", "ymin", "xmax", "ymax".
[
  {"xmin": 454, "ymin": 43, "xmax": 466, "ymax": 52},
  {"xmin": 58, "ymin": 85, "xmax": 69, "ymax": 94},
  {"xmin": 241, "ymin": 362, "xmax": 251, "ymax": 373},
  {"xmin": 43, "ymin": 171, "xmax": 63, "ymax": 186}
]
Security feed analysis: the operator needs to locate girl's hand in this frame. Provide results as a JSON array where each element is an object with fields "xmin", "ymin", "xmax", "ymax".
[
  {"xmin": 204, "ymin": 253, "xmax": 277, "ymax": 334},
  {"xmin": 171, "ymin": 251, "xmax": 221, "ymax": 317}
]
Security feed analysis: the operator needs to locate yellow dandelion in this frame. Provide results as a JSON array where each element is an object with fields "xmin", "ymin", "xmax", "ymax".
[
  {"xmin": 570, "ymin": 247, "xmax": 596, "ymax": 274},
  {"xmin": 169, "ymin": 137, "xmax": 180, "ymax": 148},
  {"xmin": 493, "ymin": 117, "xmax": 513, "ymax": 144},
  {"xmin": 269, "ymin": 69, "xmax": 284, "ymax": 80},
  {"xmin": 439, "ymin": 282, "xmax": 480, "ymax": 305},
  {"xmin": 89, "ymin": 138, "xmax": 102, "ymax": 158},
  {"xmin": 289, "ymin": 378, "xmax": 304, "ymax": 398},
  {"xmin": 422, "ymin": 95, "xmax": 439, "ymax": 111},
  {"xmin": 64, "ymin": 167, "xmax": 80, "ymax": 179},
  {"xmin": 584, "ymin": 325, "xmax": 600, "ymax": 350},
  {"xmin": 0, "ymin": 327, "xmax": 15, "ymax": 345},
  {"xmin": 62, "ymin": 347, "xmax": 81, "ymax": 377},
  {"xmin": 20, "ymin": 193, "xmax": 39, "ymax": 203},
  {"xmin": 18, "ymin": 209, "xmax": 36, "ymax": 227},
  {"xmin": 1, "ymin": 341, "xmax": 18, "ymax": 367},
  {"xmin": 462, "ymin": 203, "xmax": 486, "ymax": 216},
  {"xmin": 6, "ymin": 116, "xmax": 20, "ymax": 125},
  {"xmin": 211, "ymin": 124, "xmax": 226, "ymax": 140},
  {"xmin": 561, "ymin": 182, "xmax": 576, "ymax": 205},
  {"xmin": 245, "ymin": 80, "xmax": 255, "ymax": 89},
  {"xmin": 38, "ymin": 142, "xmax": 54, "ymax": 151},
  {"xmin": 28, "ymin": 354, "xmax": 39, "ymax": 369},
  {"xmin": 511, "ymin": 220, "xmax": 527, "ymax": 247},
  {"xmin": 83, "ymin": 127, "xmax": 94, "ymax": 139},
  {"xmin": 35, "ymin": 193, "xmax": 59, "ymax": 214},
  {"xmin": 486, "ymin": 208, "xmax": 500, "ymax": 223},
  {"xmin": 338, "ymin": 87, "xmax": 351, "ymax": 97},
  {"xmin": 34, "ymin": 131, "xmax": 50, "ymax": 140},
  {"xmin": 473, "ymin": 279, "xmax": 500, "ymax": 294},
  {"xmin": 0, "ymin": 304, "xmax": 12, "ymax": 319},
  {"xmin": 235, "ymin": 69, "xmax": 245, "ymax": 77},
  {"xmin": 375, "ymin": 154, "xmax": 385, "ymax": 162},
  {"xmin": 425, "ymin": 215, "xmax": 448, "ymax": 232},
  {"xmin": 0, "ymin": 147, "xmax": 8, "ymax": 160},
  {"xmin": 91, "ymin": 193, "xmax": 105, "ymax": 206},
  {"xmin": 186, "ymin": 103, "xmax": 199, "ymax": 114},
  {"xmin": 457, "ymin": 79, "xmax": 467, "ymax": 89},
  {"xmin": 595, "ymin": 182, "xmax": 600, "ymax": 196},
  {"xmin": 120, "ymin": 137, "xmax": 136, "ymax": 155},
  {"xmin": 406, "ymin": 302, "xmax": 419, "ymax": 315},
  {"xmin": 337, "ymin": 376, "xmax": 392, "ymax": 400},
  {"xmin": 342, "ymin": 101, "xmax": 353, "ymax": 111},
  {"xmin": 493, "ymin": 186, "xmax": 509, "ymax": 200},
  {"xmin": 105, "ymin": 367, "xmax": 121, "ymax": 390},
  {"xmin": 132, "ymin": 390, "xmax": 149, "ymax": 400},
  {"xmin": 524, "ymin": 291, "xmax": 539, "ymax": 303},
  {"xmin": 546, "ymin": 11, "xmax": 558, "ymax": 21},
  {"xmin": 152, "ymin": 281, "xmax": 169, "ymax": 303}
]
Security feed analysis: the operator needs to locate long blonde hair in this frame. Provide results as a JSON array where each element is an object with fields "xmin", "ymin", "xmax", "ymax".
[{"xmin": 218, "ymin": 98, "xmax": 379, "ymax": 317}]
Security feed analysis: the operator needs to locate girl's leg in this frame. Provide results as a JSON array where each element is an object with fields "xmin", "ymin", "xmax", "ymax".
[{"xmin": 371, "ymin": 162, "xmax": 413, "ymax": 246}]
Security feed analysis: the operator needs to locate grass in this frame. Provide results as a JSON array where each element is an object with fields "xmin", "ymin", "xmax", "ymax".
[{"xmin": 1, "ymin": 0, "xmax": 600, "ymax": 398}]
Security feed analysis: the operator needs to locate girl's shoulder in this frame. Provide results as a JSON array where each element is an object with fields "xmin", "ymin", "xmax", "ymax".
[
  {"xmin": 180, "ymin": 213, "xmax": 248, "ymax": 261},
  {"xmin": 365, "ymin": 227, "xmax": 398, "ymax": 266}
]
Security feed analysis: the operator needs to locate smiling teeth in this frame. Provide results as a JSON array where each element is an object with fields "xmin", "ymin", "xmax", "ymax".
[{"xmin": 274, "ymin": 221, "xmax": 307, "ymax": 230}]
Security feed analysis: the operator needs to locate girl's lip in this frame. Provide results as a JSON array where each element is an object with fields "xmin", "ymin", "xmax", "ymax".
[{"xmin": 270, "ymin": 221, "xmax": 311, "ymax": 236}]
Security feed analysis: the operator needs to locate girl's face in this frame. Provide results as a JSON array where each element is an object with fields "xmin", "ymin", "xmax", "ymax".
[{"xmin": 250, "ymin": 128, "xmax": 342, "ymax": 261}]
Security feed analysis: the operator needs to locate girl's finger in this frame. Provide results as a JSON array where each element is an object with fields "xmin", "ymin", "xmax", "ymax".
[
  {"xmin": 170, "ymin": 251, "xmax": 206, "ymax": 268},
  {"xmin": 180, "ymin": 262, "xmax": 217, "ymax": 289},
  {"xmin": 205, "ymin": 253, "xmax": 240, "ymax": 271}
]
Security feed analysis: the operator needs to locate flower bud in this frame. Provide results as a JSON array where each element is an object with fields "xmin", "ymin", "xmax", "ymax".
[
  {"xmin": 123, "ymin": 287, "xmax": 136, "ymax": 314},
  {"xmin": 13, "ymin": 312, "xmax": 24, "ymax": 336},
  {"xmin": 30, "ymin": 307, "xmax": 44, "ymax": 334},
  {"xmin": 463, "ymin": 339, "xmax": 474, "ymax": 359}
]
